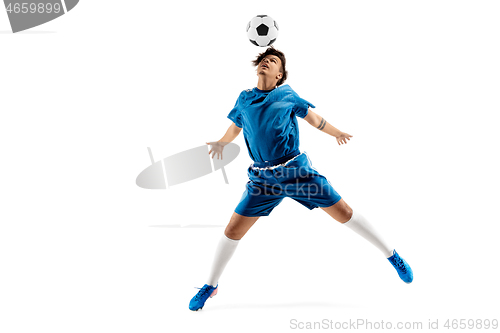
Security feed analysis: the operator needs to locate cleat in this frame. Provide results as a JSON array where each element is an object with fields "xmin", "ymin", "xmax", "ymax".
[
  {"xmin": 189, "ymin": 284, "xmax": 218, "ymax": 311},
  {"xmin": 387, "ymin": 250, "xmax": 413, "ymax": 283}
]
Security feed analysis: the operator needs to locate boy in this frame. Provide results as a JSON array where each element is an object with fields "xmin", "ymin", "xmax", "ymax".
[{"xmin": 190, "ymin": 46, "xmax": 413, "ymax": 311}]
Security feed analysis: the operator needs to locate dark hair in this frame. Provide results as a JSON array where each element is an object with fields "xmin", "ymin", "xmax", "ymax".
[{"xmin": 251, "ymin": 46, "xmax": 288, "ymax": 86}]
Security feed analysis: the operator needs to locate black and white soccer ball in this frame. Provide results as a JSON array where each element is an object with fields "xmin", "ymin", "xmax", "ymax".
[{"xmin": 246, "ymin": 15, "xmax": 279, "ymax": 47}]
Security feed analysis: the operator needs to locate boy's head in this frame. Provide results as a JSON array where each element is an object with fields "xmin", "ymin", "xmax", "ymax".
[{"xmin": 252, "ymin": 46, "xmax": 288, "ymax": 87}]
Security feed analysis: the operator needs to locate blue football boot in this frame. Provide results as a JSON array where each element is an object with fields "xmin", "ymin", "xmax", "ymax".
[
  {"xmin": 189, "ymin": 284, "xmax": 218, "ymax": 311},
  {"xmin": 387, "ymin": 250, "xmax": 413, "ymax": 283}
]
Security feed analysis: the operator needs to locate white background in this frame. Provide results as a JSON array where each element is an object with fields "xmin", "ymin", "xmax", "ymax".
[{"xmin": 1, "ymin": 1, "xmax": 499, "ymax": 332}]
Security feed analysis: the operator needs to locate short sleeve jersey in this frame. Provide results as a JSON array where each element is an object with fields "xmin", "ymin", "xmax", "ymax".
[{"xmin": 227, "ymin": 84, "xmax": 315, "ymax": 163}]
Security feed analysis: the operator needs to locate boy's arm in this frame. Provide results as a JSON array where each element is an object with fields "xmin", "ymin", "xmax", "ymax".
[
  {"xmin": 218, "ymin": 123, "xmax": 242, "ymax": 144},
  {"xmin": 206, "ymin": 123, "xmax": 242, "ymax": 159},
  {"xmin": 303, "ymin": 107, "xmax": 353, "ymax": 145}
]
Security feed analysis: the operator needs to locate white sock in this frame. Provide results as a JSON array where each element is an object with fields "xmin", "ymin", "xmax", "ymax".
[
  {"xmin": 343, "ymin": 210, "xmax": 394, "ymax": 258},
  {"xmin": 206, "ymin": 234, "xmax": 240, "ymax": 287}
]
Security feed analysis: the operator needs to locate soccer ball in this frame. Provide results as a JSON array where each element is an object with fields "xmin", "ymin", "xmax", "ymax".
[{"xmin": 246, "ymin": 15, "xmax": 279, "ymax": 47}]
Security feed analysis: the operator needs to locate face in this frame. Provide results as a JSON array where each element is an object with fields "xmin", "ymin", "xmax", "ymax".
[{"xmin": 257, "ymin": 55, "xmax": 282, "ymax": 81}]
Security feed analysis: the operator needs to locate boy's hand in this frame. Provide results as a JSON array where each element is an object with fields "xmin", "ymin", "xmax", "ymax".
[
  {"xmin": 336, "ymin": 132, "xmax": 353, "ymax": 145},
  {"xmin": 206, "ymin": 141, "xmax": 226, "ymax": 159}
]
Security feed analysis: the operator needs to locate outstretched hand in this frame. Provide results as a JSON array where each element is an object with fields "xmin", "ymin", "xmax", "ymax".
[
  {"xmin": 336, "ymin": 132, "xmax": 353, "ymax": 145},
  {"xmin": 206, "ymin": 141, "xmax": 226, "ymax": 159}
]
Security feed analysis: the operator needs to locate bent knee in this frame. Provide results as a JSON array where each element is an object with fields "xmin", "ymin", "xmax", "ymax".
[
  {"xmin": 339, "ymin": 208, "xmax": 353, "ymax": 223},
  {"xmin": 322, "ymin": 199, "xmax": 353, "ymax": 223},
  {"xmin": 224, "ymin": 226, "xmax": 242, "ymax": 240},
  {"xmin": 338, "ymin": 201, "xmax": 353, "ymax": 222}
]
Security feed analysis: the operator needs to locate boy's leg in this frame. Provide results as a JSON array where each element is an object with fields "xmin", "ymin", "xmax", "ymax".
[
  {"xmin": 189, "ymin": 212, "xmax": 260, "ymax": 311},
  {"xmin": 321, "ymin": 199, "xmax": 393, "ymax": 257},
  {"xmin": 206, "ymin": 212, "xmax": 260, "ymax": 286},
  {"xmin": 321, "ymin": 199, "xmax": 413, "ymax": 283}
]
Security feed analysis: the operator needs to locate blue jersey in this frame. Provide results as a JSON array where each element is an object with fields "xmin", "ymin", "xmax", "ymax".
[{"xmin": 227, "ymin": 84, "xmax": 315, "ymax": 163}]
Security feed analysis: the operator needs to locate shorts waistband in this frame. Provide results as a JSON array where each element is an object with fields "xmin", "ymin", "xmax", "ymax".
[{"xmin": 251, "ymin": 148, "xmax": 302, "ymax": 169}]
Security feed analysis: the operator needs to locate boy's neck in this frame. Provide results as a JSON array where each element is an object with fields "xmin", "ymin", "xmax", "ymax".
[{"xmin": 257, "ymin": 77, "xmax": 278, "ymax": 91}]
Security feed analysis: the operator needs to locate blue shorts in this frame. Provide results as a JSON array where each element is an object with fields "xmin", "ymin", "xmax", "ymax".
[{"xmin": 234, "ymin": 150, "xmax": 342, "ymax": 217}]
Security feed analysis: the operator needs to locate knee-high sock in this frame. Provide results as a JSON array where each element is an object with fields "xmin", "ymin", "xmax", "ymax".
[
  {"xmin": 343, "ymin": 210, "xmax": 394, "ymax": 258},
  {"xmin": 206, "ymin": 234, "xmax": 239, "ymax": 287}
]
